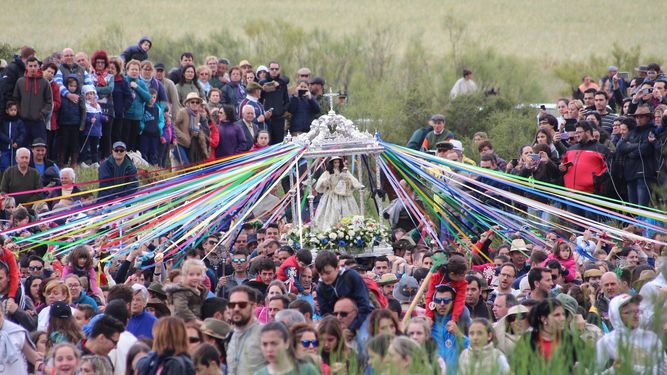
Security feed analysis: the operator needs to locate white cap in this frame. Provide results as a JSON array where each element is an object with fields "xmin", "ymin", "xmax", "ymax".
[{"xmin": 450, "ymin": 139, "xmax": 464, "ymax": 152}]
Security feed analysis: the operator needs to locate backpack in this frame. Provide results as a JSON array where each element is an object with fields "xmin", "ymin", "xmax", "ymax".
[{"xmin": 342, "ymin": 270, "xmax": 388, "ymax": 309}]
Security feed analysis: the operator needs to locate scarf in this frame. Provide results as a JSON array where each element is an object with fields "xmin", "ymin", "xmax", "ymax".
[
  {"xmin": 86, "ymin": 100, "xmax": 102, "ymax": 114},
  {"xmin": 186, "ymin": 107, "xmax": 200, "ymax": 133},
  {"xmin": 94, "ymin": 70, "xmax": 109, "ymax": 87}
]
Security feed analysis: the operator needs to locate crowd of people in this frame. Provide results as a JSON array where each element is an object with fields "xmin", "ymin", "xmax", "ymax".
[
  {"xmin": 410, "ymin": 63, "xmax": 665, "ymax": 210},
  {"xmin": 0, "ymin": 40, "xmax": 664, "ymax": 375}
]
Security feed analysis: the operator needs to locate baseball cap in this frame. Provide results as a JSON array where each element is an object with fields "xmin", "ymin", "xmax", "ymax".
[
  {"xmin": 112, "ymin": 141, "xmax": 127, "ymax": 150},
  {"xmin": 449, "ymin": 139, "xmax": 464, "ymax": 152},
  {"xmin": 31, "ymin": 138, "xmax": 47, "ymax": 148},
  {"xmin": 51, "ymin": 300, "xmax": 71, "ymax": 318},
  {"xmin": 309, "ymin": 76, "xmax": 325, "ymax": 85},
  {"xmin": 154, "ymin": 63, "xmax": 165, "ymax": 71}
]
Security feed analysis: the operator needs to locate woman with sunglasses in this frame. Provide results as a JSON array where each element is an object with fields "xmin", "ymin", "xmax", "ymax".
[
  {"xmin": 174, "ymin": 92, "xmax": 209, "ymax": 165},
  {"xmin": 493, "ymin": 304, "xmax": 530, "ymax": 359},
  {"xmin": 255, "ymin": 322, "xmax": 319, "ymax": 375},
  {"xmin": 289, "ymin": 323, "xmax": 330, "ymax": 375},
  {"xmin": 136, "ymin": 316, "xmax": 196, "ymax": 375}
]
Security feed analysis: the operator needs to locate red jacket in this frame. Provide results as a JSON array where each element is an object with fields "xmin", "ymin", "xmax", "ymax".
[
  {"xmin": 48, "ymin": 80, "xmax": 61, "ymax": 131},
  {"xmin": 425, "ymin": 271, "xmax": 467, "ymax": 322},
  {"xmin": 208, "ymin": 121, "xmax": 220, "ymax": 162},
  {"xmin": 561, "ymin": 140, "xmax": 609, "ymax": 193},
  {"xmin": 0, "ymin": 248, "xmax": 20, "ymax": 299},
  {"xmin": 277, "ymin": 255, "xmax": 299, "ymax": 282}
]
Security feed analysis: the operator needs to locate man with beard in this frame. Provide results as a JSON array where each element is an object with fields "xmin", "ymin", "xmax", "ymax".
[{"xmin": 226, "ymin": 285, "xmax": 266, "ymax": 375}]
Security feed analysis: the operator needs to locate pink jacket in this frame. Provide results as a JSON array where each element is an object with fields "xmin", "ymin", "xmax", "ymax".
[
  {"xmin": 62, "ymin": 266, "xmax": 102, "ymax": 296},
  {"xmin": 541, "ymin": 254, "xmax": 576, "ymax": 282}
]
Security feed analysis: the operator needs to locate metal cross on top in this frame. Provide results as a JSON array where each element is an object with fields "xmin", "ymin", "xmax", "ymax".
[{"xmin": 323, "ymin": 88, "xmax": 338, "ymax": 113}]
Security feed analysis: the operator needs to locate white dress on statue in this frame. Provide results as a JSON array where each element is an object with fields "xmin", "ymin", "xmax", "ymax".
[{"xmin": 313, "ymin": 169, "xmax": 364, "ymax": 231}]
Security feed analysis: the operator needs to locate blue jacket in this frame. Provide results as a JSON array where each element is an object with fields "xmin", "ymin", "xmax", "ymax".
[
  {"xmin": 140, "ymin": 103, "xmax": 165, "ymax": 137},
  {"xmin": 58, "ymin": 94, "xmax": 85, "ymax": 128},
  {"xmin": 316, "ymin": 269, "xmax": 373, "ymax": 331},
  {"xmin": 124, "ymin": 76, "xmax": 151, "ymax": 120},
  {"xmin": 0, "ymin": 117, "xmax": 26, "ymax": 150},
  {"xmin": 288, "ymin": 95, "xmax": 320, "ymax": 133},
  {"xmin": 112, "ymin": 76, "xmax": 132, "ymax": 120},
  {"xmin": 127, "ymin": 310, "xmax": 157, "ymax": 339},
  {"xmin": 83, "ymin": 111, "xmax": 105, "ymax": 137},
  {"xmin": 432, "ymin": 314, "xmax": 469, "ymax": 375},
  {"xmin": 75, "ymin": 293, "xmax": 99, "ymax": 313},
  {"xmin": 98, "ymin": 154, "xmax": 139, "ymax": 202}
]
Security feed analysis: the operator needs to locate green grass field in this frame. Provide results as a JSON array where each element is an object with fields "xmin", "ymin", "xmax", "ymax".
[{"xmin": 2, "ymin": 0, "xmax": 665, "ymax": 61}]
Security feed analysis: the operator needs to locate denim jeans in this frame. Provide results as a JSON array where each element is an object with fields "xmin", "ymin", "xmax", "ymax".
[{"xmin": 626, "ymin": 179, "xmax": 652, "ymax": 207}]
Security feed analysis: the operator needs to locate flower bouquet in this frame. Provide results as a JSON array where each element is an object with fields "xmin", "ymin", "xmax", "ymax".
[{"xmin": 287, "ymin": 216, "xmax": 389, "ymax": 253}]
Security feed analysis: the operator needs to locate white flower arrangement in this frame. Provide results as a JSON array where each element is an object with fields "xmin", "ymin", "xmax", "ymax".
[{"xmin": 286, "ymin": 215, "xmax": 388, "ymax": 252}]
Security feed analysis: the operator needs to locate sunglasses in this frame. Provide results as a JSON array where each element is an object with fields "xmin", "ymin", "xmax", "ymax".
[
  {"xmin": 188, "ymin": 336, "xmax": 201, "ymax": 344},
  {"xmin": 334, "ymin": 311, "xmax": 352, "ymax": 318},
  {"xmin": 232, "ymin": 258, "xmax": 247, "ymax": 263},
  {"xmin": 106, "ymin": 335, "xmax": 119, "ymax": 345},
  {"xmin": 433, "ymin": 297, "xmax": 453, "ymax": 305},
  {"xmin": 207, "ymin": 240, "xmax": 217, "ymax": 245},
  {"xmin": 269, "ymin": 68, "xmax": 280, "ymax": 71},
  {"xmin": 506, "ymin": 314, "xmax": 526, "ymax": 323},
  {"xmin": 301, "ymin": 339, "xmax": 319, "ymax": 348},
  {"xmin": 113, "ymin": 148, "xmax": 126, "ymax": 153},
  {"xmin": 29, "ymin": 266, "xmax": 43, "ymax": 271},
  {"xmin": 228, "ymin": 301, "xmax": 250, "ymax": 309}
]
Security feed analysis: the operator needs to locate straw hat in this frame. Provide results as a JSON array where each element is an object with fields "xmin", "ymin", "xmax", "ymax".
[
  {"xmin": 509, "ymin": 239, "xmax": 528, "ymax": 253},
  {"xmin": 377, "ymin": 273, "xmax": 399, "ymax": 286},
  {"xmin": 183, "ymin": 92, "xmax": 202, "ymax": 105}
]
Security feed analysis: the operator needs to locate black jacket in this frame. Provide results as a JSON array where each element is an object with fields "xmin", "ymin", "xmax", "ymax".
[
  {"xmin": 136, "ymin": 351, "xmax": 195, "ymax": 375},
  {"xmin": 615, "ymin": 123, "xmax": 658, "ymax": 182},
  {"xmin": 121, "ymin": 36, "xmax": 151, "ymax": 62},
  {"xmin": 0, "ymin": 56, "xmax": 26, "ymax": 120},
  {"xmin": 259, "ymin": 75, "xmax": 290, "ymax": 116}
]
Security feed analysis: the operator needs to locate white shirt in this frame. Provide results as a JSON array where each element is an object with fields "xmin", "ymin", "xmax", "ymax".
[
  {"xmin": 37, "ymin": 305, "xmax": 78, "ymax": 331},
  {"xmin": 108, "ymin": 330, "xmax": 138, "ymax": 375}
]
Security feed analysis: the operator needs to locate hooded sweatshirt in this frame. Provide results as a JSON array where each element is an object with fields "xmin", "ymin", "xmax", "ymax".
[
  {"xmin": 121, "ymin": 36, "xmax": 151, "ymax": 62},
  {"xmin": 12, "ymin": 69, "xmax": 52, "ymax": 122},
  {"xmin": 595, "ymin": 294, "xmax": 666, "ymax": 374}
]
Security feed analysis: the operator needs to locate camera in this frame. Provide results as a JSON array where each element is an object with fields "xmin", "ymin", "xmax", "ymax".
[{"xmin": 298, "ymin": 89, "xmax": 308, "ymax": 97}]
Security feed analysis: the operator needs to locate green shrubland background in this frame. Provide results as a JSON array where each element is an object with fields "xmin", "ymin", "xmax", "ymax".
[{"xmin": 0, "ymin": 1, "xmax": 663, "ymax": 160}]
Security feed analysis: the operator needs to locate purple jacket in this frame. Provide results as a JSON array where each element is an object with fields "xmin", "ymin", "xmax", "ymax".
[{"xmin": 215, "ymin": 121, "xmax": 247, "ymax": 157}]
